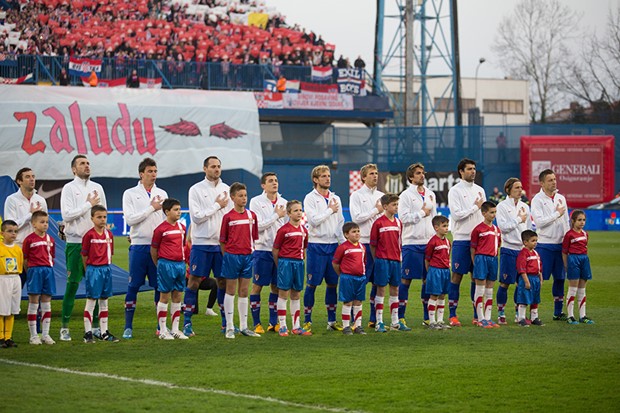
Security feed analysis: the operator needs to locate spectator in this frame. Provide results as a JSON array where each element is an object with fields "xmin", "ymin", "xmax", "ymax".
[
  {"xmin": 127, "ymin": 69, "xmax": 140, "ymax": 88},
  {"xmin": 489, "ymin": 187, "xmax": 504, "ymax": 204},
  {"xmin": 337, "ymin": 55, "xmax": 347, "ymax": 68},
  {"xmin": 276, "ymin": 75, "xmax": 286, "ymax": 93},
  {"xmin": 88, "ymin": 71, "xmax": 98, "ymax": 88},
  {"xmin": 496, "ymin": 132, "xmax": 508, "ymax": 163},
  {"xmin": 354, "ymin": 55, "xmax": 365, "ymax": 70},
  {"xmin": 58, "ymin": 68, "xmax": 69, "ymax": 86}
]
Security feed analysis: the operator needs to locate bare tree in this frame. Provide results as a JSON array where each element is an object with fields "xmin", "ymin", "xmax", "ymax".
[
  {"xmin": 561, "ymin": 6, "xmax": 620, "ymax": 106},
  {"xmin": 492, "ymin": 0, "xmax": 580, "ymax": 123}
]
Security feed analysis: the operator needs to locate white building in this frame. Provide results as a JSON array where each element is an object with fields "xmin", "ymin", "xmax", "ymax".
[{"xmin": 383, "ymin": 76, "xmax": 530, "ymax": 126}]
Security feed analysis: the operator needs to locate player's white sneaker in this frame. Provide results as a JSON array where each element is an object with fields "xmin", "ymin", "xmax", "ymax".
[
  {"xmin": 41, "ymin": 335, "xmax": 56, "ymax": 345},
  {"xmin": 205, "ymin": 308, "xmax": 218, "ymax": 316},
  {"xmin": 29, "ymin": 335, "xmax": 42, "ymax": 345},
  {"xmin": 172, "ymin": 330, "xmax": 189, "ymax": 340},
  {"xmin": 158, "ymin": 330, "xmax": 174, "ymax": 340},
  {"xmin": 240, "ymin": 328, "xmax": 261, "ymax": 337},
  {"xmin": 225, "ymin": 329, "xmax": 235, "ymax": 339},
  {"xmin": 59, "ymin": 328, "xmax": 71, "ymax": 341}
]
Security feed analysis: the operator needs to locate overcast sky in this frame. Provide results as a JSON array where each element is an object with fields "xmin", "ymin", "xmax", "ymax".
[{"xmin": 267, "ymin": 0, "xmax": 617, "ymax": 79}]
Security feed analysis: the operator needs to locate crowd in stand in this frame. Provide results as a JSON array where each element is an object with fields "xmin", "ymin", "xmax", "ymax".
[{"xmin": 0, "ymin": 0, "xmax": 344, "ymax": 67}]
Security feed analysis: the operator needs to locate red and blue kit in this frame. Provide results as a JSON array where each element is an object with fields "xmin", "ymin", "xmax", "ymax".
[
  {"xmin": 470, "ymin": 222, "xmax": 501, "ymax": 257},
  {"xmin": 425, "ymin": 235, "xmax": 451, "ymax": 269},
  {"xmin": 562, "ymin": 229, "xmax": 588, "ymax": 255},
  {"xmin": 370, "ymin": 215, "xmax": 402, "ymax": 261},
  {"xmin": 273, "ymin": 222, "xmax": 308, "ymax": 260},
  {"xmin": 23, "ymin": 232, "xmax": 55, "ymax": 267},
  {"xmin": 516, "ymin": 248, "xmax": 541, "ymax": 275},
  {"xmin": 220, "ymin": 209, "xmax": 259, "ymax": 255},
  {"xmin": 332, "ymin": 240, "xmax": 366, "ymax": 276},
  {"xmin": 152, "ymin": 221, "xmax": 186, "ymax": 262},
  {"xmin": 81, "ymin": 228, "xmax": 114, "ymax": 265}
]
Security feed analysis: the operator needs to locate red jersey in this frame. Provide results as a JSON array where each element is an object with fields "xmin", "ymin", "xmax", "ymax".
[
  {"xmin": 425, "ymin": 235, "xmax": 451, "ymax": 269},
  {"xmin": 332, "ymin": 240, "xmax": 366, "ymax": 276},
  {"xmin": 273, "ymin": 222, "xmax": 308, "ymax": 260},
  {"xmin": 152, "ymin": 221, "xmax": 186, "ymax": 262},
  {"xmin": 23, "ymin": 232, "xmax": 55, "ymax": 267},
  {"xmin": 470, "ymin": 222, "xmax": 501, "ymax": 257},
  {"xmin": 562, "ymin": 229, "xmax": 588, "ymax": 255},
  {"xmin": 370, "ymin": 215, "xmax": 402, "ymax": 261},
  {"xmin": 516, "ymin": 248, "xmax": 542, "ymax": 275},
  {"xmin": 81, "ymin": 228, "xmax": 114, "ymax": 266},
  {"xmin": 220, "ymin": 209, "xmax": 259, "ymax": 255}
]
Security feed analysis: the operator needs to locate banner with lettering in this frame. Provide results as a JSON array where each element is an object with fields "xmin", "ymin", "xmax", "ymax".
[
  {"xmin": 337, "ymin": 68, "xmax": 367, "ymax": 96},
  {"xmin": 0, "ymin": 86, "xmax": 262, "ymax": 178},
  {"xmin": 520, "ymin": 135, "xmax": 615, "ymax": 208}
]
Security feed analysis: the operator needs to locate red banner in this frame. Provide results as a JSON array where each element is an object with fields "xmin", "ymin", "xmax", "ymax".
[
  {"xmin": 300, "ymin": 82, "xmax": 338, "ymax": 94},
  {"xmin": 520, "ymin": 135, "xmax": 615, "ymax": 208}
]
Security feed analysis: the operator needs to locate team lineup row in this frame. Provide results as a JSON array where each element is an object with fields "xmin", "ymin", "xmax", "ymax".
[{"xmin": 0, "ymin": 155, "xmax": 593, "ymax": 347}]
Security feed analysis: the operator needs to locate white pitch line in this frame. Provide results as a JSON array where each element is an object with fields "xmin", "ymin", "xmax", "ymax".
[{"xmin": 1, "ymin": 358, "xmax": 366, "ymax": 413}]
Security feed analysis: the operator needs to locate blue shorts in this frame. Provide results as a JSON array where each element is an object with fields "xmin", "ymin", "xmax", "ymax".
[
  {"xmin": 452, "ymin": 240, "xmax": 473, "ymax": 275},
  {"xmin": 362, "ymin": 244, "xmax": 375, "ymax": 283},
  {"xmin": 401, "ymin": 244, "xmax": 427, "ymax": 280},
  {"xmin": 189, "ymin": 245, "xmax": 222, "ymax": 278},
  {"xmin": 536, "ymin": 243, "xmax": 565, "ymax": 281},
  {"xmin": 499, "ymin": 247, "xmax": 519, "ymax": 285},
  {"xmin": 26, "ymin": 266, "xmax": 56, "ymax": 296},
  {"xmin": 306, "ymin": 243, "xmax": 339, "ymax": 286},
  {"xmin": 374, "ymin": 258, "xmax": 401, "ymax": 287},
  {"xmin": 425, "ymin": 266, "xmax": 451, "ymax": 296},
  {"xmin": 85, "ymin": 265, "xmax": 113, "ymax": 299},
  {"xmin": 567, "ymin": 254, "xmax": 592, "ymax": 281},
  {"xmin": 252, "ymin": 250, "xmax": 277, "ymax": 286},
  {"xmin": 128, "ymin": 245, "xmax": 158, "ymax": 289},
  {"xmin": 338, "ymin": 274, "xmax": 366, "ymax": 302},
  {"xmin": 516, "ymin": 275, "xmax": 541, "ymax": 305},
  {"xmin": 221, "ymin": 253, "xmax": 253, "ymax": 280},
  {"xmin": 473, "ymin": 255, "xmax": 498, "ymax": 281},
  {"xmin": 157, "ymin": 258, "xmax": 185, "ymax": 293},
  {"xmin": 277, "ymin": 258, "xmax": 305, "ymax": 291}
]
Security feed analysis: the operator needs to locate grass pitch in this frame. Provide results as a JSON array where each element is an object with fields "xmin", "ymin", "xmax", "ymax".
[{"xmin": 2, "ymin": 233, "xmax": 619, "ymax": 412}]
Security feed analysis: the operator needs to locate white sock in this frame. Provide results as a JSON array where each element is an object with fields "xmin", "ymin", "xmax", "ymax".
[
  {"xmin": 84, "ymin": 298, "xmax": 96, "ymax": 333},
  {"xmin": 474, "ymin": 284, "xmax": 485, "ymax": 320},
  {"xmin": 99, "ymin": 298, "xmax": 109, "ymax": 333},
  {"xmin": 566, "ymin": 286, "xmax": 577, "ymax": 318},
  {"xmin": 291, "ymin": 299, "xmax": 301, "ymax": 329},
  {"xmin": 437, "ymin": 299, "xmax": 446, "ymax": 323},
  {"xmin": 27, "ymin": 302, "xmax": 38, "ymax": 337},
  {"xmin": 531, "ymin": 306, "xmax": 539, "ymax": 320},
  {"xmin": 170, "ymin": 302, "xmax": 181, "ymax": 333},
  {"xmin": 577, "ymin": 287, "xmax": 587, "ymax": 319},
  {"xmin": 238, "ymin": 296, "xmax": 249, "ymax": 331},
  {"xmin": 41, "ymin": 301, "xmax": 52, "ymax": 337},
  {"xmin": 389, "ymin": 295, "xmax": 399, "ymax": 326},
  {"xmin": 277, "ymin": 297, "xmax": 288, "ymax": 329},
  {"xmin": 427, "ymin": 298, "xmax": 437, "ymax": 324},
  {"xmin": 224, "ymin": 293, "xmax": 235, "ymax": 331},
  {"xmin": 518, "ymin": 304, "xmax": 526, "ymax": 321},
  {"xmin": 353, "ymin": 305, "xmax": 362, "ymax": 328},
  {"xmin": 375, "ymin": 296, "xmax": 385, "ymax": 323},
  {"xmin": 157, "ymin": 302, "xmax": 168, "ymax": 333},
  {"xmin": 342, "ymin": 304, "xmax": 352, "ymax": 328},
  {"xmin": 484, "ymin": 288, "xmax": 493, "ymax": 321}
]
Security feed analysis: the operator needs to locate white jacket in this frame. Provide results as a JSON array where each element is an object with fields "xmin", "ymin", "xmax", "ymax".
[
  {"xmin": 400, "ymin": 185, "xmax": 437, "ymax": 245},
  {"xmin": 496, "ymin": 197, "xmax": 532, "ymax": 250},
  {"xmin": 349, "ymin": 185, "xmax": 384, "ymax": 244},
  {"xmin": 530, "ymin": 189, "xmax": 570, "ymax": 244},
  {"xmin": 3, "ymin": 190, "xmax": 48, "ymax": 246},
  {"xmin": 303, "ymin": 189, "xmax": 345, "ymax": 244},
  {"xmin": 122, "ymin": 182, "xmax": 168, "ymax": 245},
  {"xmin": 60, "ymin": 177, "xmax": 107, "ymax": 243},
  {"xmin": 448, "ymin": 180, "xmax": 486, "ymax": 241},
  {"xmin": 188, "ymin": 178, "xmax": 231, "ymax": 245},
  {"xmin": 249, "ymin": 192, "xmax": 288, "ymax": 251}
]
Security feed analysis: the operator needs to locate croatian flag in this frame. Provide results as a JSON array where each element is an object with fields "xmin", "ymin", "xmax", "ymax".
[
  {"xmin": 68, "ymin": 57, "xmax": 102, "ymax": 77},
  {"xmin": 139, "ymin": 77, "xmax": 163, "ymax": 89},
  {"xmin": 0, "ymin": 73, "xmax": 33, "ymax": 84},
  {"xmin": 311, "ymin": 66, "xmax": 333, "ymax": 82}
]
